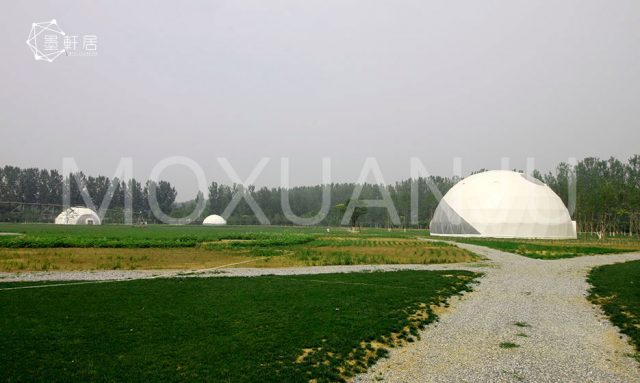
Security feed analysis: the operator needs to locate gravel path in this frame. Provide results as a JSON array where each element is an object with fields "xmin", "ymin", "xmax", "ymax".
[
  {"xmin": 0, "ymin": 262, "xmax": 484, "ymax": 283},
  {"xmin": 0, "ymin": 269, "xmax": 174, "ymax": 283},
  {"xmin": 355, "ymin": 243, "xmax": 640, "ymax": 383}
]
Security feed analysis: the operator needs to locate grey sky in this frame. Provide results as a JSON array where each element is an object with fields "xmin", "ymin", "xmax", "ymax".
[{"xmin": 1, "ymin": 1, "xmax": 639, "ymax": 200}]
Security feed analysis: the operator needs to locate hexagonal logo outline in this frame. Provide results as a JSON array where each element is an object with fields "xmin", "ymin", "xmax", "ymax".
[{"xmin": 26, "ymin": 19, "xmax": 66, "ymax": 63}]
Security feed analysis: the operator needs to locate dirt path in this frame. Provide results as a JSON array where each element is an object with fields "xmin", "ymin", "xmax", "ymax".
[{"xmin": 355, "ymin": 243, "xmax": 640, "ymax": 382}]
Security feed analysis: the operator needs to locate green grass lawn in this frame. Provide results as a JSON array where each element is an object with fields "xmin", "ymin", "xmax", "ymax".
[
  {"xmin": 0, "ymin": 270, "xmax": 478, "ymax": 382},
  {"xmin": 447, "ymin": 236, "xmax": 640, "ymax": 259},
  {"xmin": 588, "ymin": 260, "xmax": 640, "ymax": 361},
  {"xmin": 0, "ymin": 224, "xmax": 431, "ymax": 248},
  {"xmin": 0, "ymin": 223, "xmax": 327, "ymax": 248}
]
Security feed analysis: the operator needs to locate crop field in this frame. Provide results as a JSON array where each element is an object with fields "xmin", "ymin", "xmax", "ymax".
[
  {"xmin": 0, "ymin": 224, "xmax": 476, "ymax": 272},
  {"xmin": 588, "ymin": 260, "xmax": 640, "ymax": 361},
  {"xmin": 444, "ymin": 235, "xmax": 640, "ymax": 259},
  {"xmin": 0, "ymin": 270, "xmax": 479, "ymax": 382}
]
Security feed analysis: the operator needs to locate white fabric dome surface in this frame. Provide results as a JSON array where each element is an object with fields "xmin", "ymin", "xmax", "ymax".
[
  {"xmin": 430, "ymin": 170, "xmax": 577, "ymax": 239},
  {"xmin": 202, "ymin": 214, "xmax": 227, "ymax": 225},
  {"xmin": 54, "ymin": 207, "xmax": 101, "ymax": 225}
]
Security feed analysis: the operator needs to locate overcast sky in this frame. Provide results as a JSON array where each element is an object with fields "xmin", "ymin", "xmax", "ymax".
[{"xmin": 1, "ymin": 1, "xmax": 639, "ymax": 200}]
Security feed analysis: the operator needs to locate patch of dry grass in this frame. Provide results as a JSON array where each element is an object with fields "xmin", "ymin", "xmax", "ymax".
[
  {"xmin": 0, "ymin": 238, "xmax": 476, "ymax": 272},
  {"xmin": 0, "ymin": 248, "xmax": 254, "ymax": 272}
]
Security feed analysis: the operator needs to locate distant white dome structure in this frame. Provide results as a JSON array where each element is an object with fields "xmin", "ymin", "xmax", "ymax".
[
  {"xmin": 430, "ymin": 170, "xmax": 577, "ymax": 239},
  {"xmin": 202, "ymin": 214, "xmax": 227, "ymax": 225},
  {"xmin": 54, "ymin": 207, "xmax": 101, "ymax": 225}
]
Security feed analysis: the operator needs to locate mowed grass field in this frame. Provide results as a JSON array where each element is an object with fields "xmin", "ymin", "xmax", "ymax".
[
  {"xmin": 0, "ymin": 270, "xmax": 479, "ymax": 382},
  {"xmin": 0, "ymin": 224, "xmax": 476, "ymax": 271},
  {"xmin": 588, "ymin": 260, "xmax": 640, "ymax": 361},
  {"xmin": 442, "ymin": 235, "xmax": 640, "ymax": 259}
]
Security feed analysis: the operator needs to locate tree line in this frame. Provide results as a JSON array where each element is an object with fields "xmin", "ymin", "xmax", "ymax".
[
  {"xmin": 0, "ymin": 168, "xmax": 177, "ymax": 224},
  {"xmin": 534, "ymin": 156, "xmax": 640, "ymax": 236},
  {"xmin": 1, "ymin": 155, "xmax": 639, "ymax": 234}
]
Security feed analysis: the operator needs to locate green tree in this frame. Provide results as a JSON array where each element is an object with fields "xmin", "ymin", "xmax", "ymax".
[{"xmin": 335, "ymin": 198, "xmax": 368, "ymax": 228}]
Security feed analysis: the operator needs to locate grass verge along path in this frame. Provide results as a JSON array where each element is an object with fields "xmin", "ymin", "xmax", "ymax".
[
  {"xmin": 446, "ymin": 236, "xmax": 640, "ymax": 259},
  {"xmin": 0, "ymin": 270, "xmax": 478, "ymax": 382},
  {"xmin": 588, "ymin": 260, "xmax": 640, "ymax": 361}
]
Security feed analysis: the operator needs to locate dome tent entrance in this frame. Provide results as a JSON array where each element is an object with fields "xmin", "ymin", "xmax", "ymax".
[
  {"xmin": 429, "ymin": 170, "xmax": 576, "ymax": 239},
  {"xmin": 54, "ymin": 207, "xmax": 101, "ymax": 225}
]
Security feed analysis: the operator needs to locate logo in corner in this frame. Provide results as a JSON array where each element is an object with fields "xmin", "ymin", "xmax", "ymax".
[
  {"xmin": 26, "ymin": 19, "xmax": 66, "ymax": 62},
  {"xmin": 26, "ymin": 19, "xmax": 98, "ymax": 63}
]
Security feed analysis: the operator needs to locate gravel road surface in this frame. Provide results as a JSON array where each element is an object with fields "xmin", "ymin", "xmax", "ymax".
[{"xmin": 355, "ymin": 242, "xmax": 640, "ymax": 383}]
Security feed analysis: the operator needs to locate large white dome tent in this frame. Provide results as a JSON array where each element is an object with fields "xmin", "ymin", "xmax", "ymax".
[
  {"xmin": 54, "ymin": 207, "xmax": 101, "ymax": 225},
  {"xmin": 202, "ymin": 214, "xmax": 227, "ymax": 225},
  {"xmin": 429, "ymin": 170, "xmax": 577, "ymax": 239}
]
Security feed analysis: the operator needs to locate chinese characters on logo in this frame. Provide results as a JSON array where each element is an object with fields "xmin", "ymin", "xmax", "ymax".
[
  {"xmin": 56, "ymin": 34, "xmax": 98, "ymax": 56},
  {"xmin": 26, "ymin": 19, "xmax": 98, "ymax": 62}
]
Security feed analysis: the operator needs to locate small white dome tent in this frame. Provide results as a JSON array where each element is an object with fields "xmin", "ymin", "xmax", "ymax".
[
  {"xmin": 54, "ymin": 207, "xmax": 101, "ymax": 225},
  {"xmin": 430, "ymin": 170, "xmax": 576, "ymax": 239},
  {"xmin": 202, "ymin": 214, "xmax": 227, "ymax": 225}
]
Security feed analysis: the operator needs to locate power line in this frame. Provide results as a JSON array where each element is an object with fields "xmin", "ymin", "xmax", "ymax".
[{"xmin": 0, "ymin": 200, "xmax": 66, "ymax": 207}]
